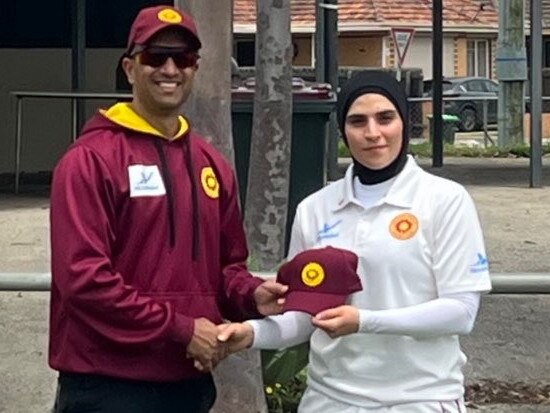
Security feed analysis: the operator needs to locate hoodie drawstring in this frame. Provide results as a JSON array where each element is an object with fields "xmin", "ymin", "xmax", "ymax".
[
  {"xmin": 153, "ymin": 139, "xmax": 176, "ymax": 248},
  {"xmin": 183, "ymin": 136, "xmax": 200, "ymax": 261},
  {"xmin": 153, "ymin": 137, "xmax": 200, "ymax": 261}
]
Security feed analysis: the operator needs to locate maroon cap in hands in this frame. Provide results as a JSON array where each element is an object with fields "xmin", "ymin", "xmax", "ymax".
[
  {"xmin": 127, "ymin": 6, "xmax": 201, "ymax": 53},
  {"xmin": 276, "ymin": 246, "xmax": 362, "ymax": 316}
]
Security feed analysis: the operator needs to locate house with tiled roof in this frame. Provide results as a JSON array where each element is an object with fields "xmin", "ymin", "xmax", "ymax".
[{"xmin": 232, "ymin": 0, "xmax": 511, "ymax": 81}]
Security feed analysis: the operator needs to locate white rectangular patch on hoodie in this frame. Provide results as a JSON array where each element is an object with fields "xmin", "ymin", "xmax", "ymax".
[{"xmin": 128, "ymin": 164, "xmax": 166, "ymax": 197}]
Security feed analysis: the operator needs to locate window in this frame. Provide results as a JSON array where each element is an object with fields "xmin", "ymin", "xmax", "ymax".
[
  {"xmin": 0, "ymin": 0, "xmax": 170, "ymax": 48},
  {"xmin": 467, "ymin": 40, "xmax": 490, "ymax": 77},
  {"xmin": 464, "ymin": 80, "xmax": 485, "ymax": 92},
  {"xmin": 485, "ymin": 80, "xmax": 499, "ymax": 93},
  {"xmin": 236, "ymin": 40, "xmax": 255, "ymax": 66}
]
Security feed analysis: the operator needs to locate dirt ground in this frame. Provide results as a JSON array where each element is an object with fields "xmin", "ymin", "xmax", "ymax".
[{"xmin": 0, "ymin": 156, "xmax": 549, "ymax": 413}]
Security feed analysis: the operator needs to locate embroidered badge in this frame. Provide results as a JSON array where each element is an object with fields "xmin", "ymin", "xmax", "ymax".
[
  {"xmin": 157, "ymin": 8, "xmax": 182, "ymax": 24},
  {"xmin": 389, "ymin": 213, "xmax": 419, "ymax": 240},
  {"xmin": 128, "ymin": 165, "xmax": 166, "ymax": 198},
  {"xmin": 301, "ymin": 262, "xmax": 325, "ymax": 287},
  {"xmin": 201, "ymin": 167, "xmax": 220, "ymax": 199}
]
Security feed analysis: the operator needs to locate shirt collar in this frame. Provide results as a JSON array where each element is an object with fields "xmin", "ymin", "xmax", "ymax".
[{"xmin": 332, "ymin": 156, "xmax": 421, "ymax": 212}]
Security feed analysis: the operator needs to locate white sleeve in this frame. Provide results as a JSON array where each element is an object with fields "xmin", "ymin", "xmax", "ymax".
[
  {"xmin": 433, "ymin": 186, "xmax": 491, "ymax": 294},
  {"xmin": 358, "ymin": 292, "xmax": 481, "ymax": 338},
  {"xmin": 247, "ymin": 311, "xmax": 315, "ymax": 350}
]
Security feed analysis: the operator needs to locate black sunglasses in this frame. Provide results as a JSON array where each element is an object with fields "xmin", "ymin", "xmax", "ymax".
[{"xmin": 133, "ymin": 46, "xmax": 200, "ymax": 69}]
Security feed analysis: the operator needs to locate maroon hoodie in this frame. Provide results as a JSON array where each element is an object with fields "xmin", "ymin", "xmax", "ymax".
[{"xmin": 49, "ymin": 104, "xmax": 263, "ymax": 381}]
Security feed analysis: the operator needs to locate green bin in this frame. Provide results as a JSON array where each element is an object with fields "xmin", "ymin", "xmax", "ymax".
[
  {"xmin": 427, "ymin": 114, "xmax": 460, "ymax": 144},
  {"xmin": 232, "ymin": 82, "xmax": 336, "ymax": 251}
]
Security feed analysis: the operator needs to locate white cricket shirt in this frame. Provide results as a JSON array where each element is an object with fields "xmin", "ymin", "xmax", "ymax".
[{"xmin": 287, "ymin": 156, "xmax": 491, "ymax": 406}]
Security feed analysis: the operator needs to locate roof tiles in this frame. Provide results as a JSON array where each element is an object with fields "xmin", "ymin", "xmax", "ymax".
[{"xmin": 233, "ymin": 0, "xmax": 499, "ymax": 30}]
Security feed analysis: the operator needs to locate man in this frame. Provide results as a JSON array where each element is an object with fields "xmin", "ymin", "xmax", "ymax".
[{"xmin": 49, "ymin": 6, "xmax": 286, "ymax": 413}]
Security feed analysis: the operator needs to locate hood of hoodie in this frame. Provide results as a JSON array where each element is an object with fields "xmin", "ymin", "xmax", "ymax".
[{"xmin": 81, "ymin": 102, "xmax": 190, "ymax": 140}]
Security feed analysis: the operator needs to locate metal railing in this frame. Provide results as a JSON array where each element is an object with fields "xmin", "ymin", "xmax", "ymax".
[
  {"xmin": 1, "ymin": 272, "xmax": 550, "ymax": 294},
  {"xmin": 11, "ymin": 91, "xmax": 132, "ymax": 195}
]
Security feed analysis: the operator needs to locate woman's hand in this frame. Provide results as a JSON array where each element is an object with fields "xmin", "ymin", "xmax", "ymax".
[{"xmin": 312, "ymin": 305, "xmax": 359, "ymax": 338}]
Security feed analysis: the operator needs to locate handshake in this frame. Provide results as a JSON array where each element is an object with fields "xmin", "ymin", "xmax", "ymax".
[{"xmin": 186, "ymin": 318, "xmax": 256, "ymax": 373}]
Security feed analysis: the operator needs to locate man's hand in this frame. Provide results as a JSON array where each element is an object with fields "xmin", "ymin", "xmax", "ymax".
[
  {"xmin": 312, "ymin": 305, "xmax": 360, "ymax": 338},
  {"xmin": 253, "ymin": 280, "xmax": 288, "ymax": 316},
  {"xmin": 217, "ymin": 322, "xmax": 254, "ymax": 353},
  {"xmin": 186, "ymin": 318, "xmax": 224, "ymax": 372}
]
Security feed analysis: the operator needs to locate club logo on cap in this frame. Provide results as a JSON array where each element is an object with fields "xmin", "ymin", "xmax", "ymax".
[
  {"xmin": 390, "ymin": 213, "xmax": 419, "ymax": 240},
  {"xmin": 201, "ymin": 167, "xmax": 220, "ymax": 199},
  {"xmin": 157, "ymin": 9, "xmax": 182, "ymax": 24},
  {"xmin": 301, "ymin": 262, "xmax": 325, "ymax": 287}
]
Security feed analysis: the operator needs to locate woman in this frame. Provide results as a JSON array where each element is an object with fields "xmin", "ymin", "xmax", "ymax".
[{"xmin": 218, "ymin": 70, "xmax": 491, "ymax": 413}]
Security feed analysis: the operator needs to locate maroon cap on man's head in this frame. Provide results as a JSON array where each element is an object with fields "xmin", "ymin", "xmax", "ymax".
[
  {"xmin": 126, "ymin": 6, "xmax": 201, "ymax": 54},
  {"xmin": 276, "ymin": 246, "xmax": 362, "ymax": 316}
]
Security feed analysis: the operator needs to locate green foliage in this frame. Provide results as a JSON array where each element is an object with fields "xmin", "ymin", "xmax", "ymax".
[
  {"xmin": 261, "ymin": 343, "xmax": 309, "ymax": 413},
  {"xmin": 261, "ymin": 342, "xmax": 309, "ymax": 385},
  {"xmin": 264, "ymin": 368, "xmax": 308, "ymax": 413},
  {"xmin": 338, "ymin": 140, "xmax": 550, "ymax": 158}
]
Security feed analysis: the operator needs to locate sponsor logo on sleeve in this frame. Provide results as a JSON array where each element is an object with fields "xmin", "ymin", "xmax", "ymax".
[
  {"xmin": 470, "ymin": 253, "xmax": 489, "ymax": 273},
  {"xmin": 128, "ymin": 165, "xmax": 166, "ymax": 197}
]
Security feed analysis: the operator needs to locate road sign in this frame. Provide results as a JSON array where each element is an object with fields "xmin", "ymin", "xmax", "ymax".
[{"xmin": 391, "ymin": 28, "xmax": 415, "ymax": 66}]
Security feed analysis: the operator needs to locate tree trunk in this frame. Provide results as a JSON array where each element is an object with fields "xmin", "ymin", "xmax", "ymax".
[
  {"xmin": 175, "ymin": 3, "xmax": 267, "ymax": 413},
  {"xmin": 177, "ymin": 0, "xmax": 235, "ymax": 164},
  {"xmin": 245, "ymin": 0, "xmax": 293, "ymax": 271}
]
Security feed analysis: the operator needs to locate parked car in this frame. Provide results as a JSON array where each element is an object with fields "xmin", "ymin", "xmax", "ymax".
[{"xmin": 423, "ymin": 77, "xmax": 498, "ymax": 132}]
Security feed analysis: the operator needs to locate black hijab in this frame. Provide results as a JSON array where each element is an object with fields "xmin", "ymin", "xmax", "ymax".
[{"xmin": 337, "ymin": 70, "xmax": 409, "ymax": 185}]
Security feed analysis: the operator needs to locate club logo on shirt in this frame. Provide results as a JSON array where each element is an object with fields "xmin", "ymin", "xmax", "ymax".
[
  {"xmin": 301, "ymin": 262, "xmax": 325, "ymax": 287},
  {"xmin": 128, "ymin": 165, "xmax": 166, "ymax": 197},
  {"xmin": 389, "ymin": 213, "xmax": 419, "ymax": 240},
  {"xmin": 201, "ymin": 167, "xmax": 220, "ymax": 199},
  {"xmin": 157, "ymin": 9, "xmax": 182, "ymax": 24}
]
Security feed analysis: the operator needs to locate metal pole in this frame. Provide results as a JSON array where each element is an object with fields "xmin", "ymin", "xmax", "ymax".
[
  {"xmin": 482, "ymin": 99, "xmax": 489, "ymax": 147},
  {"xmin": 0, "ymin": 273, "xmax": 51, "ymax": 291},
  {"xmin": 530, "ymin": 0, "xmax": 543, "ymax": 188},
  {"xmin": 14, "ymin": 97, "xmax": 22, "ymax": 195},
  {"xmin": 431, "ymin": 0, "xmax": 443, "ymax": 167},
  {"xmin": 490, "ymin": 274, "xmax": 550, "ymax": 294},
  {"xmin": 324, "ymin": 0, "xmax": 339, "ymax": 182},
  {"xmin": 71, "ymin": 98, "xmax": 78, "ymax": 142},
  {"xmin": 315, "ymin": 0, "xmax": 326, "ymax": 83},
  {"xmin": 2, "ymin": 272, "xmax": 550, "ymax": 294},
  {"xmin": 71, "ymin": 0, "xmax": 86, "ymax": 135}
]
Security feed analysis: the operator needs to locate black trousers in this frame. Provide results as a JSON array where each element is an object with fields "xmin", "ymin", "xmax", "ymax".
[{"xmin": 54, "ymin": 372, "xmax": 217, "ymax": 413}]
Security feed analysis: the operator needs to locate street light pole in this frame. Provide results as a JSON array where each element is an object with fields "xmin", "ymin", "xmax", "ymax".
[{"xmin": 432, "ymin": 0, "xmax": 443, "ymax": 167}]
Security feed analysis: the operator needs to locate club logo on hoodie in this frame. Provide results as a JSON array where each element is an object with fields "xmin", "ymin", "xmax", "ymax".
[{"xmin": 201, "ymin": 167, "xmax": 220, "ymax": 199}]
